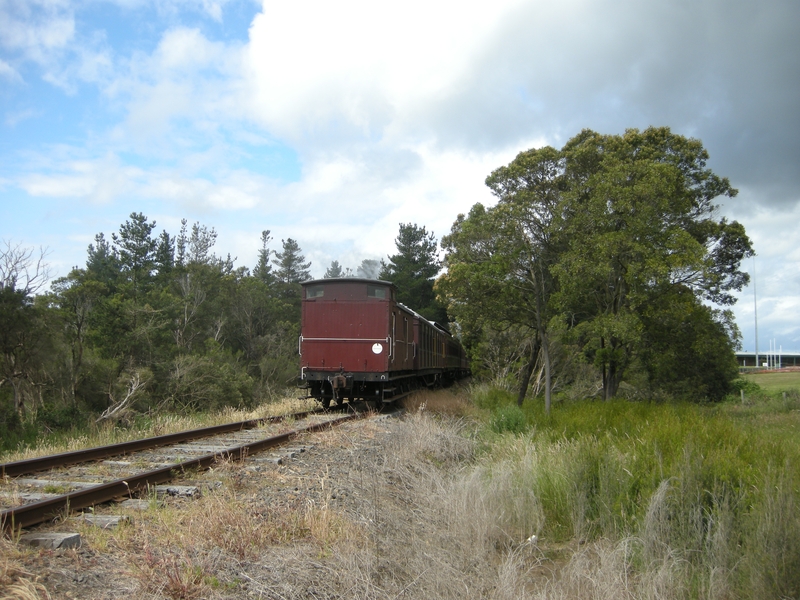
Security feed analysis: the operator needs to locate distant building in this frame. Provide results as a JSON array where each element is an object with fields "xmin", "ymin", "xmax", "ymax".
[{"xmin": 736, "ymin": 351, "xmax": 800, "ymax": 368}]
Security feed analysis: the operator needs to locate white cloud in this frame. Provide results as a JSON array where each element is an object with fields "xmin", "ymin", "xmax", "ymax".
[
  {"xmin": 19, "ymin": 155, "xmax": 143, "ymax": 204},
  {"xmin": 244, "ymin": 0, "xmax": 527, "ymax": 144},
  {"xmin": 726, "ymin": 199, "xmax": 800, "ymax": 351},
  {"xmin": 0, "ymin": 58, "xmax": 21, "ymax": 82},
  {"xmin": 4, "ymin": 0, "xmax": 798, "ymax": 348},
  {"xmin": 0, "ymin": 0, "xmax": 75, "ymax": 64}
]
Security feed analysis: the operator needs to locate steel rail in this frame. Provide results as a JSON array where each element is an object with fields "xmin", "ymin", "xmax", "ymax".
[
  {"xmin": 1, "ymin": 412, "xmax": 363, "ymax": 532},
  {"xmin": 0, "ymin": 409, "xmax": 324, "ymax": 478}
]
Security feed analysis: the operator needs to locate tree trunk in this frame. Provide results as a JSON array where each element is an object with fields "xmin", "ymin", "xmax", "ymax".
[
  {"xmin": 542, "ymin": 333, "xmax": 552, "ymax": 414},
  {"xmin": 606, "ymin": 361, "xmax": 623, "ymax": 400},
  {"xmin": 600, "ymin": 336, "xmax": 609, "ymax": 401},
  {"xmin": 517, "ymin": 337, "xmax": 539, "ymax": 406},
  {"xmin": 12, "ymin": 378, "xmax": 24, "ymax": 416}
]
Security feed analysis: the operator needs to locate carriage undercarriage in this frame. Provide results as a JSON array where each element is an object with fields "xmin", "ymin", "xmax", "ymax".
[{"xmin": 301, "ymin": 370, "xmax": 444, "ymax": 408}]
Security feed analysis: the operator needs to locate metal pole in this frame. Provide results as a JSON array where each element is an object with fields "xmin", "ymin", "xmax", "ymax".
[{"xmin": 753, "ymin": 257, "xmax": 759, "ymax": 369}]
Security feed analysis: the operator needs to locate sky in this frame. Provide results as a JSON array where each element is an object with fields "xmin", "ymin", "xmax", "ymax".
[{"xmin": 1, "ymin": 0, "xmax": 798, "ymax": 353}]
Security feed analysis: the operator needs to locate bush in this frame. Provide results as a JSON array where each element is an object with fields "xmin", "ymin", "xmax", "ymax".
[
  {"xmin": 490, "ymin": 405, "xmax": 527, "ymax": 434},
  {"xmin": 0, "ymin": 395, "xmax": 39, "ymax": 453},
  {"xmin": 472, "ymin": 385, "xmax": 517, "ymax": 411},
  {"xmin": 169, "ymin": 342, "xmax": 254, "ymax": 411},
  {"xmin": 36, "ymin": 402, "xmax": 87, "ymax": 431}
]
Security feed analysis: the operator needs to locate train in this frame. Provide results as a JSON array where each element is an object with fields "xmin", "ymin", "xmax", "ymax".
[{"xmin": 298, "ymin": 278, "xmax": 470, "ymax": 407}]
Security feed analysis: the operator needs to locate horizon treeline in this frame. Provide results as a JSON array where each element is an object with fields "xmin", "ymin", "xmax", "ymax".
[
  {"xmin": 0, "ymin": 217, "xmax": 443, "ymax": 451},
  {"xmin": 1, "ymin": 126, "xmax": 758, "ymax": 451}
]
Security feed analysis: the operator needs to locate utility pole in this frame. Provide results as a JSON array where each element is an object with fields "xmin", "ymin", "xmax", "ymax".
[{"xmin": 753, "ymin": 257, "xmax": 759, "ymax": 369}]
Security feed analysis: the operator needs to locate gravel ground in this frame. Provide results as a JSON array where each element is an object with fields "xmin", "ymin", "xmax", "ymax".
[{"xmin": 2, "ymin": 401, "xmax": 506, "ymax": 600}]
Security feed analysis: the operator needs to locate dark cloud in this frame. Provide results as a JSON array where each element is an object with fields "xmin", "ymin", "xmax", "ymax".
[{"xmin": 419, "ymin": 0, "xmax": 800, "ymax": 206}]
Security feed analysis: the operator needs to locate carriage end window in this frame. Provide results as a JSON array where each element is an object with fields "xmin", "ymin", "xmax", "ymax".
[
  {"xmin": 306, "ymin": 286, "xmax": 324, "ymax": 299},
  {"xmin": 367, "ymin": 285, "xmax": 387, "ymax": 299}
]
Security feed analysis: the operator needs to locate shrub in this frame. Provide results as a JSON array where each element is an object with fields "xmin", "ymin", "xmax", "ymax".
[
  {"xmin": 490, "ymin": 405, "xmax": 527, "ymax": 434},
  {"xmin": 472, "ymin": 385, "xmax": 517, "ymax": 411}
]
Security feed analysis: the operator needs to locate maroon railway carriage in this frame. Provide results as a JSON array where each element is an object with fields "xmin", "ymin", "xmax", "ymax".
[{"xmin": 299, "ymin": 278, "xmax": 468, "ymax": 407}]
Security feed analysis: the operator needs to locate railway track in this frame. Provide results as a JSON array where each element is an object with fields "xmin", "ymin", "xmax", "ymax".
[{"xmin": 0, "ymin": 404, "xmax": 377, "ymax": 533}]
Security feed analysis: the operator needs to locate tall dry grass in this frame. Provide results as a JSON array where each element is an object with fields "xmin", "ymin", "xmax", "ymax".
[
  {"xmin": 458, "ymin": 388, "xmax": 800, "ymax": 598},
  {"xmin": 0, "ymin": 396, "xmax": 316, "ymax": 463}
]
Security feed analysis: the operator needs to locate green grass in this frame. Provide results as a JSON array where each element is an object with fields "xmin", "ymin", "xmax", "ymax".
[
  {"xmin": 743, "ymin": 370, "xmax": 800, "ymax": 392},
  {"xmin": 469, "ymin": 383, "xmax": 800, "ymax": 598}
]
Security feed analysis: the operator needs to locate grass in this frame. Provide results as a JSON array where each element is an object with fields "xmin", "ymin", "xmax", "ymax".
[
  {"xmin": 743, "ymin": 370, "xmax": 800, "ymax": 392},
  {"xmin": 0, "ymin": 395, "xmax": 316, "ymax": 464},
  {"xmin": 466, "ymin": 381, "xmax": 800, "ymax": 598},
  {"xmin": 6, "ymin": 382, "xmax": 799, "ymax": 598}
]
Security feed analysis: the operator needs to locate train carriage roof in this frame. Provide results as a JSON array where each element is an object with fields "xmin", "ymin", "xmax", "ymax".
[
  {"xmin": 301, "ymin": 277, "xmax": 394, "ymax": 287},
  {"xmin": 301, "ymin": 278, "xmax": 452, "ymax": 336}
]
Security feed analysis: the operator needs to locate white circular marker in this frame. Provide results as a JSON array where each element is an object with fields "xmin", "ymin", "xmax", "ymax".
[{"xmin": 372, "ymin": 343, "xmax": 383, "ymax": 354}]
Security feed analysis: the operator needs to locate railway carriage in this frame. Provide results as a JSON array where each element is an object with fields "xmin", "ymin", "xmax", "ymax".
[{"xmin": 299, "ymin": 278, "xmax": 468, "ymax": 407}]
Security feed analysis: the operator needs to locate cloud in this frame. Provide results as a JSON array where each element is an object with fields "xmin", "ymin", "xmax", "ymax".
[
  {"xmin": 4, "ymin": 0, "xmax": 798, "ymax": 350},
  {"xmin": 0, "ymin": 0, "xmax": 75, "ymax": 64},
  {"xmin": 241, "ymin": 0, "xmax": 800, "ymax": 206},
  {"xmin": 19, "ymin": 154, "xmax": 143, "ymax": 204},
  {"xmin": 0, "ymin": 58, "xmax": 22, "ymax": 82},
  {"xmin": 244, "ymin": 0, "xmax": 527, "ymax": 145}
]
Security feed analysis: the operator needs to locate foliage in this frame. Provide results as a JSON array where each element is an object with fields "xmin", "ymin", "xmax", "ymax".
[
  {"xmin": 356, "ymin": 258, "xmax": 381, "ymax": 279},
  {"xmin": 381, "ymin": 223, "xmax": 447, "ymax": 322},
  {"xmin": 273, "ymin": 238, "xmax": 311, "ymax": 284},
  {"xmin": 440, "ymin": 127, "xmax": 752, "ymax": 403},
  {"xmin": 0, "ymin": 219, "xmax": 324, "ymax": 444},
  {"xmin": 490, "ymin": 404, "xmax": 528, "ymax": 434},
  {"xmin": 472, "ymin": 386, "xmax": 800, "ymax": 597},
  {"xmin": 168, "ymin": 342, "xmax": 254, "ymax": 411},
  {"xmin": 324, "ymin": 260, "xmax": 345, "ymax": 278},
  {"xmin": 638, "ymin": 287, "xmax": 740, "ymax": 400},
  {"xmin": 252, "ymin": 230, "xmax": 274, "ymax": 284}
]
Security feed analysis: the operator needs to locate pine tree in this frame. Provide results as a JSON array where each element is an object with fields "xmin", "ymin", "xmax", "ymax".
[
  {"xmin": 253, "ymin": 230, "xmax": 274, "ymax": 284},
  {"xmin": 324, "ymin": 260, "xmax": 344, "ymax": 278},
  {"xmin": 273, "ymin": 238, "xmax": 311, "ymax": 284},
  {"xmin": 380, "ymin": 223, "xmax": 447, "ymax": 322},
  {"xmin": 356, "ymin": 259, "xmax": 380, "ymax": 279}
]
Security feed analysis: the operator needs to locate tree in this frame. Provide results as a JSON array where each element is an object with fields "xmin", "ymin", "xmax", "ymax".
[
  {"xmin": 324, "ymin": 260, "xmax": 345, "ymax": 278},
  {"xmin": 0, "ymin": 242, "xmax": 53, "ymax": 415},
  {"xmin": 638, "ymin": 286, "xmax": 741, "ymax": 401},
  {"xmin": 86, "ymin": 233, "xmax": 119, "ymax": 286},
  {"xmin": 273, "ymin": 238, "xmax": 311, "ymax": 284},
  {"xmin": 112, "ymin": 212, "xmax": 158, "ymax": 297},
  {"xmin": 49, "ymin": 269, "xmax": 106, "ymax": 405},
  {"xmin": 357, "ymin": 259, "xmax": 381, "ymax": 279},
  {"xmin": 187, "ymin": 222, "xmax": 218, "ymax": 265},
  {"xmin": 154, "ymin": 231, "xmax": 175, "ymax": 280},
  {"xmin": 380, "ymin": 223, "xmax": 447, "ymax": 323},
  {"xmin": 554, "ymin": 128, "xmax": 752, "ymax": 399},
  {"xmin": 253, "ymin": 230, "xmax": 274, "ymax": 284},
  {"xmin": 1, "ymin": 240, "xmax": 51, "ymax": 294},
  {"xmin": 441, "ymin": 146, "xmax": 565, "ymax": 410},
  {"xmin": 441, "ymin": 127, "xmax": 753, "ymax": 403}
]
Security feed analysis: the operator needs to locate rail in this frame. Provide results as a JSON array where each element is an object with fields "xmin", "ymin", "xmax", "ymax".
[{"xmin": 1, "ymin": 409, "xmax": 366, "ymax": 532}]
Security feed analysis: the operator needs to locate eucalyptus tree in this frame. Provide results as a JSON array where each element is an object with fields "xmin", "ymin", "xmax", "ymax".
[
  {"xmin": 554, "ymin": 127, "xmax": 752, "ymax": 399},
  {"xmin": 441, "ymin": 146, "xmax": 564, "ymax": 409},
  {"xmin": 442, "ymin": 127, "xmax": 753, "ymax": 403},
  {"xmin": 0, "ymin": 242, "xmax": 53, "ymax": 415}
]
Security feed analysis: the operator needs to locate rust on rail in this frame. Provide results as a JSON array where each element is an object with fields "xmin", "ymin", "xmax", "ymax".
[
  {"xmin": 2, "ymin": 411, "xmax": 363, "ymax": 532},
  {"xmin": 0, "ymin": 410, "xmax": 324, "ymax": 479}
]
